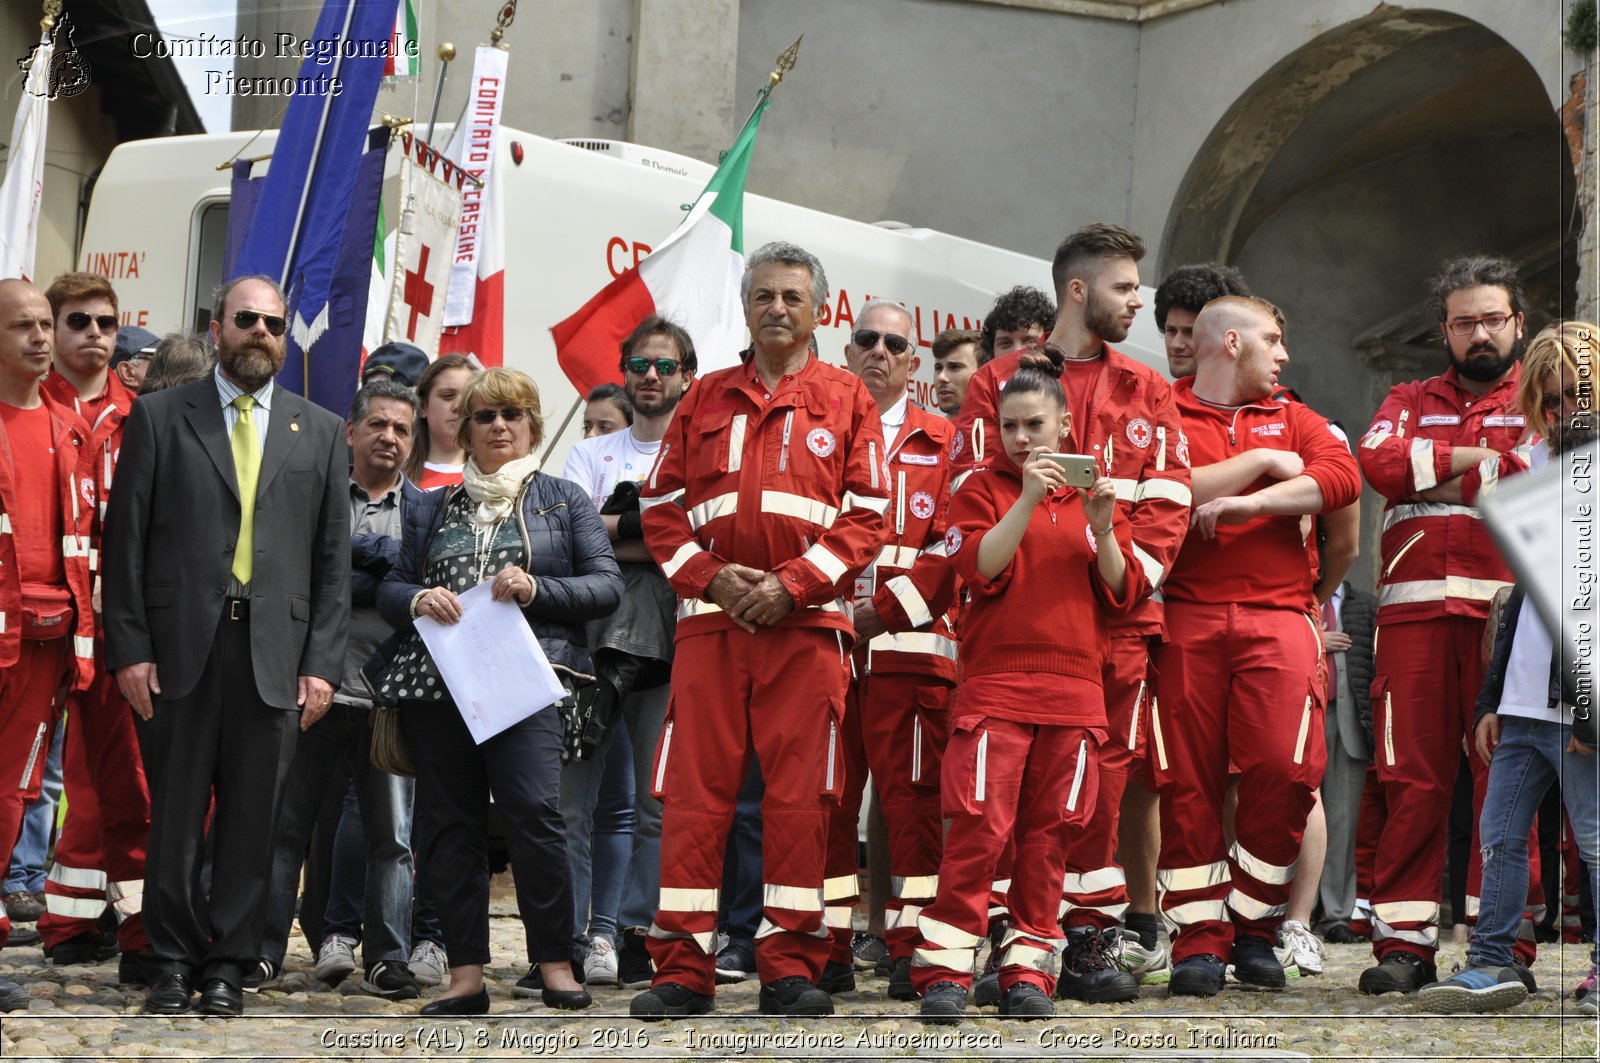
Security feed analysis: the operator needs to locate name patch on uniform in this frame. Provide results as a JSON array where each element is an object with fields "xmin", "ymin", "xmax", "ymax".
[
  {"xmin": 899, "ymin": 452, "xmax": 939, "ymax": 466},
  {"xmin": 1250, "ymin": 422, "xmax": 1287, "ymax": 437},
  {"xmin": 910, "ymin": 491, "xmax": 935, "ymax": 520},
  {"xmin": 1125, "ymin": 418, "xmax": 1153, "ymax": 449},
  {"xmin": 1419, "ymin": 414, "xmax": 1461, "ymax": 427},
  {"xmin": 807, "ymin": 428, "xmax": 837, "ymax": 457},
  {"xmin": 1483, "ymin": 414, "xmax": 1526, "ymax": 427}
]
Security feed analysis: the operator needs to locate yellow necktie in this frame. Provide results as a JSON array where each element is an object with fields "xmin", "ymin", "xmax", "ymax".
[{"xmin": 231, "ymin": 394, "xmax": 260, "ymax": 585}]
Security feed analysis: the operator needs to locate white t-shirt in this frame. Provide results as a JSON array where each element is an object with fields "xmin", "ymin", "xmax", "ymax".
[
  {"xmin": 1497, "ymin": 442, "xmax": 1563, "ymax": 723},
  {"xmin": 562, "ymin": 428, "xmax": 663, "ymax": 511}
]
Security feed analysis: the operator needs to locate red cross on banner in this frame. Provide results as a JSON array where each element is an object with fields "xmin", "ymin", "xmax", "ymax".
[
  {"xmin": 385, "ymin": 153, "xmax": 460, "ymax": 356},
  {"xmin": 403, "ymin": 244, "xmax": 435, "ymax": 340}
]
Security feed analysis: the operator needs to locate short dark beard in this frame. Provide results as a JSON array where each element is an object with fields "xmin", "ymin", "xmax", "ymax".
[
  {"xmin": 1452, "ymin": 333, "xmax": 1524, "ymax": 383},
  {"xmin": 627, "ymin": 385, "xmax": 682, "ymax": 419},
  {"xmin": 1084, "ymin": 289, "xmax": 1129, "ymax": 344}
]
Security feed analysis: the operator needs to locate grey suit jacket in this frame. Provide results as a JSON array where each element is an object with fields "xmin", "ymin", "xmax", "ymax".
[{"xmin": 103, "ymin": 374, "xmax": 351, "ymax": 709}]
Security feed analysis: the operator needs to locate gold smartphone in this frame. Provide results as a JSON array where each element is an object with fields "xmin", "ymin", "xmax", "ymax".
[{"xmin": 1041, "ymin": 453, "xmax": 1098, "ymax": 489}]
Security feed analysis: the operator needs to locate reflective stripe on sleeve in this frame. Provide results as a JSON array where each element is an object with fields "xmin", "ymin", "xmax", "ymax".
[
  {"xmin": 842, "ymin": 491, "xmax": 890, "ymax": 516},
  {"xmin": 1135, "ymin": 478, "xmax": 1192, "ymax": 506},
  {"xmin": 876, "ymin": 544, "xmax": 921, "ymax": 570},
  {"xmin": 885, "ymin": 575, "xmax": 932, "ymax": 628},
  {"xmin": 639, "ymin": 489, "xmax": 685, "ymax": 511},
  {"xmin": 688, "ymin": 492, "xmax": 738, "ymax": 530},
  {"xmin": 1409, "ymin": 438, "xmax": 1437, "ymax": 491},
  {"xmin": 801, "ymin": 542, "xmax": 851, "ymax": 584},
  {"xmin": 659, "ymin": 541, "xmax": 705, "ymax": 580}
]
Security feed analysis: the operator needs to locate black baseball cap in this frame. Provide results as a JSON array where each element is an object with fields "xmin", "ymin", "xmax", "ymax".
[
  {"xmin": 363, "ymin": 342, "xmax": 429, "ymax": 388},
  {"xmin": 110, "ymin": 325, "xmax": 160, "ymax": 367}
]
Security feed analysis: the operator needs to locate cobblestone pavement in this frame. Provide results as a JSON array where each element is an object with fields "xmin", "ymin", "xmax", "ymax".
[{"xmin": 2, "ymin": 878, "xmax": 1595, "ymax": 1061}]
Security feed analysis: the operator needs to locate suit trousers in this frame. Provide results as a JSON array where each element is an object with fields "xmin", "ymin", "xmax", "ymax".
[
  {"xmin": 1316, "ymin": 699, "xmax": 1368, "ymax": 928},
  {"xmin": 137, "ymin": 611, "xmax": 299, "ymax": 987},
  {"xmin": 401, "ymin": 698, "xmax": 573, "ymax": 968}
]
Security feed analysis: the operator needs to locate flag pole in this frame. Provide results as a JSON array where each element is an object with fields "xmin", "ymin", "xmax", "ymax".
[{"xmin": 425, "ymin": 42, "xmax": 454, "ymax": 145}]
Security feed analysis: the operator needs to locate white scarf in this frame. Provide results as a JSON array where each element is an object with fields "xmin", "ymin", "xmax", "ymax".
[{"xmin": 462, "ymin": 453, "xmax": 541, "ymax": 525}]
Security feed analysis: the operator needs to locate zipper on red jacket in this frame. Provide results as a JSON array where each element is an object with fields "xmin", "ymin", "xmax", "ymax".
[{"xmin": 778, "ymin": 409, "xmax": 794, "ymax": 472}]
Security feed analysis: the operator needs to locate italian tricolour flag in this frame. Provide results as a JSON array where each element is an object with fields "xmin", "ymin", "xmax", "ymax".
[{"xmin": 551, "ymin": 94, "xmax": 771, "ymax": 396}]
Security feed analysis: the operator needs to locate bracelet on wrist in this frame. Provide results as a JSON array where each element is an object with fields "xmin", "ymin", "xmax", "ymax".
[{"xmin": 1092, "ymin": 523, "xmax": 1114, "ymax": 536}]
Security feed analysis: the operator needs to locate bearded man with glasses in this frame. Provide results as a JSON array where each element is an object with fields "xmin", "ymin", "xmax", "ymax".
[
  {"xmin": 1355, "ymin": 254, "xmax": 1532, "ymax": 995},
  {"xmin": 103, "ymin": 274, "xmax": 351, "ymax": 1017}
]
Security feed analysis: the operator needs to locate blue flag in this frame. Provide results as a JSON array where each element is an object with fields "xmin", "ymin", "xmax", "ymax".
[{"xmin": 231, "ymin": 0, "xmax": 394, "ymax": 408}]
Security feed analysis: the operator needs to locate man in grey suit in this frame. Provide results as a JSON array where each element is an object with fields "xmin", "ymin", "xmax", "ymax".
[
  {"xmin": 103, "ymin": 274, "xmax": 350, "ymax": 1017},
  {"xmin": 1316, "ymin": 581, "xmax": 1377, "ymax": 942}
]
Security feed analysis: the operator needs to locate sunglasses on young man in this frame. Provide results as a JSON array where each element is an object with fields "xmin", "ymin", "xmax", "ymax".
[
  {"xmin": 65, "ymin": 312, "xmax": 119, "ymax": 332},
  {"xmin": 624, "ymin": 357, "xmax": 683, "ymax": 377},
  {"xmin": 469, "ymin": 407, "xmax": 530, "ymax": 425},
  {"xmin": 233, "ymin": 309, "xmax": 288, "ymax": 337},
  {"xmin": 852, "ymin": 328, "xmax": 912, "ymax": 355}
]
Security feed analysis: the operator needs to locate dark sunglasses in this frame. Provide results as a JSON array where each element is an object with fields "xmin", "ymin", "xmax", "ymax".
[
  {"xmin": 1542, "ymin": 385, "xmax": 1585, "ymax": 414},
  {"xmin": 469, "ymin": 406, "xmax": 529, "ymax": 425},
  {"xmin": 233, "ymin": 309, "xmax": 287, "ymax": 337},
  {"xmin": 852, "ymin": 328, "xmax": 911, "ymax": 355},
  {"xmin": 65, "ymin": 312, "xmax": 118, "ymax": 332},
  {"xmin": 624, "ymin": 356, "xmax": 682, "ymax": 377}
]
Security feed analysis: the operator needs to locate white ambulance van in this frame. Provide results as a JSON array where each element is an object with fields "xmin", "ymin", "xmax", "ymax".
[{"xmin": 79, "ymin": 128, "xmax": 1166, "ymax": 467}]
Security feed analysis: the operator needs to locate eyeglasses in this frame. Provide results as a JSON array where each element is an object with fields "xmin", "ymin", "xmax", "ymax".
[
  {"xmin": 65, "ymin": 312, "xmax": 118, "ymax": 332},
  {"xmin": 852, "ymin": 328, "xmax": 912, "ymax": 355},
  {"xmin": 624, "ymin": 357, "xmax": 683, "ymax": 377},
  {"xmin": 233, "ymin": 309, "xmax": 287, "ymax": 337},
  {"xmin": 1445, "ymin": 313, "xmax": 1513, "ymax": 338},
  {"xmin": 1542, "ymin": 385, "xmax": 1585, "ymax": 414},
  {"xmin": 469, "ymin": 406, "xmax": 529, "ymax": 425}
]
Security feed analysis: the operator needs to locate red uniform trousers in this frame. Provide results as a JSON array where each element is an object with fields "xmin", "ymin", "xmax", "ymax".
[
  {"xmin": 1351, "ymin": 763, "xmax": 1383, "ymax": 938},
  {"xmin": 911, "ymin": 717, "xmax": 1099, "ymax": 996},
  {"xmin": 1152, "ymin": 602, "xmax": 1325, "ymax": 963},
  {"xmin": 648, "ymin": 627, "xmax": 849, "ymax": 996},
  {"xmin": 824, "ymin": 671, "xmax": 951, "ymax": 963},
  {"xmin": 38, "ymin": 665, "xmax": 150, "ymax": 953},
  {"xmin": 1368, "ymin": 617, "xmax": 1494, "ymax": 960},
  {"xmin": 0, "ymin": 637, "xmax": 69, "ymax": 946},
  {"xmin": 1061, "ymin": 634, "xmax": 1152, "ymax": 931}
]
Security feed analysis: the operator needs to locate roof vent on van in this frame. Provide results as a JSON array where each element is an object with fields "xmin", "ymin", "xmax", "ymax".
[{"xmin": 558, "ymin": 139, "xmax": 715, "ymax": 183}]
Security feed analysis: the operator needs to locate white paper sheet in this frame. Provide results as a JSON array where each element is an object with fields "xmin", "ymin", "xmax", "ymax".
[{"xmin": 414, "ymin": 580, "xmax": 566, "ymax": 744}]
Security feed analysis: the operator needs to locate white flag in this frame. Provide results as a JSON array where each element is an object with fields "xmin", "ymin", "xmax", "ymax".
[
  {"xmin": 441, "ymin": 45, "xmax": 508, "ymax": 327},
  {"xmin": 386, "ymin": 153, "xmax": 462, "ymax": 356},
  {"xmin": 0, "ymin": 33, "xmax": 52, "ymax": 280}
]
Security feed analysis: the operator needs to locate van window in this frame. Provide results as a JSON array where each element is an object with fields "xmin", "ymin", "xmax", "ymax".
[{"xmin": 189, "ymin": 201, "xmax": 230, "ymax": 333}]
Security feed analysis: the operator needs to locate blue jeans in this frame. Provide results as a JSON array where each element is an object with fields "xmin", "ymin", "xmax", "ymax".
[
  {"xmin": 720, "ymin": 757, "xmax": 765, "ymax": 945},
  {"xmin": 1470, "ymin": 716, "xmax": 1600, "ymax": 971},
  {"xmin": 617, "ymin": 684, "xmax": 670, "ymax": 931},
  {"xmin": 560, "ymin": 720, "xmax": 636, "ymax": 941},
  {"xmin": 4, "ymin": 720, "xmax": 63, "ymax": 894}
]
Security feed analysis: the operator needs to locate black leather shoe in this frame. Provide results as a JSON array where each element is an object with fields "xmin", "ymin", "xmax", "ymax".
[
  {"xmin": 540, "ymin": 986, "xmax": 593, "ymax": 1010},
  {"xmin": 199, "ymin": 978, "xmax": 243, "ymax": 1017},
  {"xmin": 419, "ymin": 987, "xmax": 489, "ymax": 1016},
  {"xmin": 142, "ymin": 973, "xmax": 193, "ymax": 1014}
]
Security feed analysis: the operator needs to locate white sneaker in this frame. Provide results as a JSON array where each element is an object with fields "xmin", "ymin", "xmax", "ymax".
[
  {"xmin": 408, "ymin": 939, "xmax": 448, "ymax": 988},
  {"xmin": 1111, "ymin": 928, "xmax": 1171, "ymax": 985},
  {"xmin": 1276, "ymin": 919, "xmax": 1321, "ymax": 976},
  {"xmin": 583, "ymin": 935, "xmax": 619, "ymax": 987},
  {"xmin": 314, "ymin": 933, "xmax": 358, "ymax": 985}
]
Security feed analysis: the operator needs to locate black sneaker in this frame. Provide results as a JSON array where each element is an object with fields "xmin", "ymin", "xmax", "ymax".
[
  {"xmin": 851, "ymin": 932, "xmax": 888, "ymax": 972},
  {"xmin": 999, "ymin": 980, "xmax": 1054, "ymax": 1018},
  {"xmin": 360, "ymin": 960, "xmax": 420, "ymax": 1000},
  {"xmin": 1058, "ymin": 928, "xmax": 1140, "ymax": 1003},
  {"xmin": 629, "ymin": 981, "xmax": 714, "ymax": 1020},
  {"xmin": 758, "ymin": 975, "xmax": 833, "ymax": 1016},
  {"xmin": 1229, "ymin": 935, "xmax": 1287, "ymax": 990},
  {"xmin": 1358, "ymin": 951, "xmax": 1437, "ymax": 995},
  {"xmin": 919, "ymin": 980, "xmax": 967, "ymax": 1024},
  {"xmin": 714, "ymin": 940, "xmax": 758, "ymax": 984},
  {"xmin": 887, "ymin": 956, "xmax": 916, "ymax": 1001},
  {"xmin": 617, "ymin": 929, "xmax": 654, "ymax": 990},
  {"xmin": 46, "ymin": 933, "xmax": 118, "ymax": 966},
  {"xmin": 817, "ymin": 960, "xmax": 855, "ymax": 994},
  {"xmin": 240, "ymin": 959, "xmax": 277, "ymax": 994},
  {"xmin": 1169, "ymin": 953, "xmax": 1226, "ymax": 997}
]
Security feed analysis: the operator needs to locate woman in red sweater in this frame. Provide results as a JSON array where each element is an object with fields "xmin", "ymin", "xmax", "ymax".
[{"xmin": 912, "ymin": 349, "xmax": 1144, "ymax": 1022}]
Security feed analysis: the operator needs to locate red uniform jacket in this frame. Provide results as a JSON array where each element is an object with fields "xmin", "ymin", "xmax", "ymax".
[
  {"xmin": 641, "ymin": 355, "xmax": 891, "ymax": 639},
  {"xmin": 1357, "ymin": 366, "xmax": 1525, "ymax": 625},
  {"xmin": 863, "ymin": 402, "xmax": 958, "ymax": 681},
  {"xmin": 949, "ymin": 344, "xmax": 1190, "ymax": 638},
  {"xmin": 42, "ymin": 369, "xmax": 135, "ymax": 543},
  {"xmin": 1165, "ymin": 379, "xmax": 1361, "ymax": 611},
  {"xmin": 0, "ymin": 393, "xmax": 98, "ymax": 689},
  {"xmin": 945, "ymin": 457, "xmax": 1142, "ymax": 698}
]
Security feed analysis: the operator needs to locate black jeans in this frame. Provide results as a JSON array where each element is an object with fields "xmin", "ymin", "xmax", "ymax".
[{"xmin": 400, "ymin": 700, "xmax": 573, "ymax": 967}]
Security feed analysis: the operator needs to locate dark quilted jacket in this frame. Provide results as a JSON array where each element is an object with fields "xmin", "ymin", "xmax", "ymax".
[
  {"xmin": 1340, "ymin": 584, "xmax": 1377, "ymax": 751},
  {"xmin": 375, "ymin": 472, "xmax": 622, "ymax": 678}
]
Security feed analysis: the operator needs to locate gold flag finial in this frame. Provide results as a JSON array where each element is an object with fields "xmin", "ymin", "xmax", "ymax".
[
  {"xmin": 41, "ymin": 0, "xmax": 62, "ymax": 34},
  {"xmin": 769, "ymin": 35, "xmax": 801, "ymax": 88}
]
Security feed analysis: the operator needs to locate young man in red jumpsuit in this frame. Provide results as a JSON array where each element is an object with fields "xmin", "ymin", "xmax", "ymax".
[
  {"xmin": 821, "ymin": 300, "xmax": 957, "ymax": 1000},
  {"xmin": 1355, "ymin": 255, "xmax": 1531, "ymax": 993},
  {"xmin": 951, "ymin": 224, "xmax": 1191, "ymax": 1000},
  {"xmin": 1154, "ymin": 296, "xmax": 1360, "ymax": 996},
  {"xmin": 0, "ymin": 278, "xmax": 98, "ymax": 1010},
  {"xmin": 634, "ymin": 242, "xmax": 890, "ymax": 1018},
  {"xmin": 36, "ymin": 272, "xmax": 151, "ymax": 983}
]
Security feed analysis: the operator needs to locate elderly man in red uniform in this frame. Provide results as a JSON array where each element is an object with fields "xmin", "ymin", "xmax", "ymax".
[
  {"xmin": 634, "ymin": 242, "xmax": 890, "ymax": 1019},
  {"xmin": 1154, "ymin": 295, "xmax": 1360, "ymax": 997},
  {"xmin": 36, "ymin": 272, "xmax": 151, "ymax": 982},
  {"xmin": 952, "ymin": 224, "xmax": 1190, "ymax": 1001},
  {"xmin": 0, "ymin": 278, "xmax": 98, "ymax": 1010},
  {"xmin": 820, "ymin": 299, "xmax": 957, "ymax": 1000},
  {"xmin": 1355, "ymin": 255, "xmax": 1530, "ymax": 994}
]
